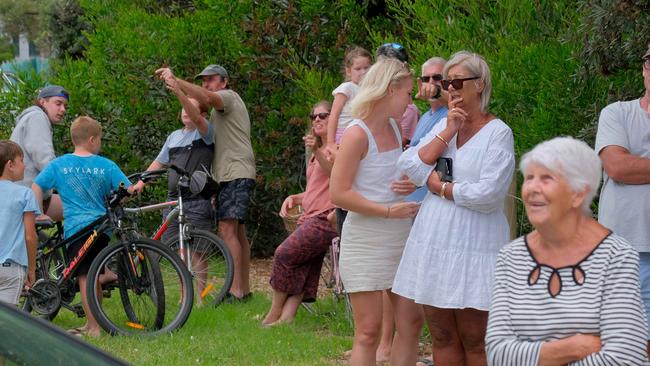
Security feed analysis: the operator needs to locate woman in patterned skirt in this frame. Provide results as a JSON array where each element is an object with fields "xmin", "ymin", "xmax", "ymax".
[{"xmin": 262, "ymin": 101, "xmax": 337, "ymax": 326}]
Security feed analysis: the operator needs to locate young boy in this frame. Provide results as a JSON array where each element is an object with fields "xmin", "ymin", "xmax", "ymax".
[
  {"xmin": 0, "ymin": 141, "xmax": 38, "ymax": 306},
  {"xmin": 32, "ymin": 116, "xmax": 141, "ymax": 337}
]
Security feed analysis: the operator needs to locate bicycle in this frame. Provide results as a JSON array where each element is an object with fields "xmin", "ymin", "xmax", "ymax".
[
  {"xmin": 301, "ymin": 236, "xmax": 353, "ymax": 325},
  {"xmin": 22, "ymin": 181, "xmax": 194, "ymax": 336},
  {"xmin": 125, "ymin": 166, "xmax": 234, "ymax": 307}
]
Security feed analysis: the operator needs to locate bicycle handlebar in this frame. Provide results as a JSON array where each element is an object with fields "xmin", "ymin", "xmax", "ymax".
[
  {"xmin": 168, "ymin": 164, "xmax": 189, "ymax": 177},
  {"xmin": 107, "ymin": 183, "xmax": 131, "ymax": 208},
  {"xmin": 127, "ymin": 169, "xmax": 167, "ymax": 183}
]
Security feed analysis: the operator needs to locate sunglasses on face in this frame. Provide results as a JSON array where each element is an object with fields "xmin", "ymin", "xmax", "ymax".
[
  {"xmin": 310, "ymin": 112, "xmax": 330, "ymax": 121},
  {"xmin": 420, "ymin": 74, "xmax": 443, "ymax": 83},
  {"xmin": 441, "ymin": 76, "xmax": 480, "ymax": 91},
  {"xmin": 644, "ymin": 58, "xmax": 650, "ymax": 70}
]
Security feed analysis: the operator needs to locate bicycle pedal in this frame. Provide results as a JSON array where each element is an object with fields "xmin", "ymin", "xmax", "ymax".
[{"xmin": 72, "ymin": 304, "xmax": 85, "ymax": 318}]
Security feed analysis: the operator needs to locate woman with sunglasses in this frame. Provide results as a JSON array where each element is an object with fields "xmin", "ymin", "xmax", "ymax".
[
  {"xmin": 262, "ymin": 101, "xmax": 338, "ymax": 326},
  {"xmin": 392, "ymin": 51, "xmax": 515, "ymax": 365}
]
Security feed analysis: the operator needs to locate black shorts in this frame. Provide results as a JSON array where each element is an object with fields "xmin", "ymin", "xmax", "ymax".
[
  {"xmin": 216, "ymin": 178, "xmax": 254, "ymax": 223},
  {"xmin": 66, "ymin": 232, "xmax": 110, "ymax": 277}
]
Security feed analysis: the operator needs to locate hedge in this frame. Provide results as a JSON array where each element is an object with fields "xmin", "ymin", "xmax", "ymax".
[{"xmin": 0, "ymin": 0, "xmax": 647, "ymax": 255}]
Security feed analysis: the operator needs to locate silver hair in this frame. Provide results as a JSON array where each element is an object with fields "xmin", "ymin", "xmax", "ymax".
[
  {"xmin": 421, "ymin": 57, "xmax": 446, "ymax": 73},
  {"xmin": 520, "ymin": 137, "xmax": 602, "ymax": 214},
  {"xmin": 443, "ymin": 51, "xmax": 492, "ymax": 113}
]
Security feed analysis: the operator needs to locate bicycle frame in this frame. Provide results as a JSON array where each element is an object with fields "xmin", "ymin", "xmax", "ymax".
[
  {"xmin": 123, "ymin": 198, "xmax": 194, "ymax": 270},
  {"xmin": 29, "ymin": 193, "xmax": 153, "ymax": 316}
]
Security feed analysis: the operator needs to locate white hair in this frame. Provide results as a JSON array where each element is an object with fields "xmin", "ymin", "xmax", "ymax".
[
  {"xmin": 421, "ymin": 57, "xmax": 446, "ymax": 73},
  {"xmin": 443, "ymin": 51, "xmax": 492, "ymax": 113},
  {"xmin": 520, "ymin": 137, "xmax": 602, "ymax": 214}
]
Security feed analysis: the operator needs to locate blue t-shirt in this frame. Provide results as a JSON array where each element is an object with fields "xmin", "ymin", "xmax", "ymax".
[
  {"xmin": 406, "ymin": 106, "xmax": 448, "ymax": 202},
  {"xmin": 0, "ymin": 180, "xmax": 40, "ymax": 266},
  {"xmin": 34, "ymin": 154, "xmax": 131, "ymax": 239}
]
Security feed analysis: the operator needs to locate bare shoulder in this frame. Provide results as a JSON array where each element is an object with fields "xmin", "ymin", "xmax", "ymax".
[{"xmin": 339, "ymin": 125, "xmax": 368, "ymax": 157}]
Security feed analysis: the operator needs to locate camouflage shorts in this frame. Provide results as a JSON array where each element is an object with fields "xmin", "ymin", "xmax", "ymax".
[{"xmin": 216, "ymin": 178, "xmax": 254, "ymax": 223}]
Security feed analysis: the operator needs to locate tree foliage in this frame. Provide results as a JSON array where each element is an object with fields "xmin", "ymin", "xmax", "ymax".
[{"xmin": 1, "ymin": 0, "xmax": 647, "ymax": 253}]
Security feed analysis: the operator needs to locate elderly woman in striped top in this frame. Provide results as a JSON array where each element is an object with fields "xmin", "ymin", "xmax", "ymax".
[{"xmin": 486, "ymin": 137, "xmax": 649, "ymax": 365}]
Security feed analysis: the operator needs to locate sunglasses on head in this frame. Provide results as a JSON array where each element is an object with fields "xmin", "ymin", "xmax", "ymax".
[
  {"xmin": 382, "ymin": 42, "xmax": 404, "ymax": 50},
  {"xmin": 310, "ymin": 112, "xmax": 330, "ymax": 121},
  {"xmin": 420, "ymin": 74, "xmax": 443, "ymax": 83},
  {"xmin": 441, "ymin": 76, "xmax": 480, "ymax": 91}
]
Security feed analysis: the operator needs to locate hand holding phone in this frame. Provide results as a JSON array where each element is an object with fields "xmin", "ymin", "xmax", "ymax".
[{"xmin": 434, "ymin": 157, "xmax": 453, "ymax": 182}]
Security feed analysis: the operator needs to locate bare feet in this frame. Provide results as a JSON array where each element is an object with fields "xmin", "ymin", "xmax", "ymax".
[
  {"xmin": 261, "ymin": 310, "xmax": 281, "ymax": 326},
  {"xmin": 67, "ymin": 325, "xmax": 101, "ymax": 338}
]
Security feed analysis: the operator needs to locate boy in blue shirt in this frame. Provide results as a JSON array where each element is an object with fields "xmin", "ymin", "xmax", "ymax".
[
  {"xmin": 0, "ymin": 141, "xmax": 39, "ymax": 305},
  {"xmin": 33, "ymin": 116, "xmax": 141, "ymax": 337}
]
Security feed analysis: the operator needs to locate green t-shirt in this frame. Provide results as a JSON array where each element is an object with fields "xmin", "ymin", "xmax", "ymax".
[{"xmin": 209, "ymin": 89, "xmax": 256, "ymax": 182}]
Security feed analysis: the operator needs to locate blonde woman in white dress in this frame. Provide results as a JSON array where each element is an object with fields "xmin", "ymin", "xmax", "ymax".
[{"xmin": 330, "ymin": 57, "xmax": 421, "ymax": 366}]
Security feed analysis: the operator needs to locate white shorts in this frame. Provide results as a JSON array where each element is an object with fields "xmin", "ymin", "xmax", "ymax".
[{"xmin": 0, "ymin": 262, "xmax": 26, "ymax": 305}]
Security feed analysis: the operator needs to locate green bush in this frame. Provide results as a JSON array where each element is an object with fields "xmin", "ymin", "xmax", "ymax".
[
  {"xmin": 341, "ymin": 0, "xmax": 647, "ymax": 234},
  {"xmin": 7, "ymin": 0, "xmax": 386, "ymax": 256},
  {"xmin": 2, "ymin": 0, "xmax": 647, "ymax": 252}
]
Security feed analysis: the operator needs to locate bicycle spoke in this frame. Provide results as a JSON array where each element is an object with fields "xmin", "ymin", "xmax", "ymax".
[{"xmin": 87, "ymin": 239, "xmax": 193, "ymax": 336}]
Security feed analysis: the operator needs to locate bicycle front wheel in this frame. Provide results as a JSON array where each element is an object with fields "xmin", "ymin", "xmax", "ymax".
[
  {"xmin": 86, "ymin": 238, "xmax": 193, "ymax": 336},
  {"xmin": 166, "ymin": 229, "xmax": 234, "ymax": 307}
]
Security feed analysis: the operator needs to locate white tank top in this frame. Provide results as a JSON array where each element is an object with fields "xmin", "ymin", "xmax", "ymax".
[{"xmin": 348, "ymin": 118, "xmax": 403, "ymax": 205}]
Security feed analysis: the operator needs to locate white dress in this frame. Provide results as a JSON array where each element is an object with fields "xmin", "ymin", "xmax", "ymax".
[
  {"xmin": 392, "ymin": 118, "xmax": 515, "ymax": 310},
  {"xmin": 339, "ymin": 119, "xmax": 413, "ymax": 293}
]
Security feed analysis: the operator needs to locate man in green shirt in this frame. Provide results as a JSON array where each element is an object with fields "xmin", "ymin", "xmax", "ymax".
[{"xmin": 156, "ymin": 65, "xmax": 256, "ymax": 301}]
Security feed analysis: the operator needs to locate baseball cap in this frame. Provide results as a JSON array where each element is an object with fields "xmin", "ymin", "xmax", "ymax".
[
  {"xmin": 643, "ymin": 44, "xmax": 650, "ymax": 60},
  {"xmin": 38, "ymin": 85, "xmax": 69, "ymax": 100},
  {"xmin": 194, "ymin": 64, "xmax": 229, "ymax": 80}
]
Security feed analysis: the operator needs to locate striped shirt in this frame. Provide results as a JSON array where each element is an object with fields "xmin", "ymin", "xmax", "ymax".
[{"xmin": 486, "ymin": 234, "xmax": 649, "ymax": 365}]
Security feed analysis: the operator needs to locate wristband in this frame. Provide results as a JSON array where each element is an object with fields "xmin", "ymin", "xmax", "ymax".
[
  {"xmin": 440, "ymin": 182, "xmax": 448, "ymax": 200},
  {"xmin": 386, "ymin": 206, "xmax": 391, "ymax": 218},
  {"xmin": 435, "ymin": 134, "xmax": 449, "ymax": 147}
]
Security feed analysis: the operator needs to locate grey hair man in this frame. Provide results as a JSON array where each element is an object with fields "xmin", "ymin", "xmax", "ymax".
[{"xmin": 405, "ymin": 57, "xmax": 448, "ymax": 203}]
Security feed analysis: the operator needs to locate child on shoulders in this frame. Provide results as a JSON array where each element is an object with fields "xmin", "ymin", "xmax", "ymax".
[{"xmin": 326, "ymin": 47, "xmax": 372, "ymax": 151}]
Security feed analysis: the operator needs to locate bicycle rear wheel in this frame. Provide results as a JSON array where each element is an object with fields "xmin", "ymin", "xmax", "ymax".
[
  {"xmin": 165, "ymin": 229, "xmax": 234, "ymax": 307},
  {"xmin": 86, "ymin": 238, "xmax": 193, "ymax": 336}
]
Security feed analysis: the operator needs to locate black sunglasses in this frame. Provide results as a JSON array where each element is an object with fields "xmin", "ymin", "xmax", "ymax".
[
  {"xmin": 441, "ymin": 76, "xmax": 480, "ymax": 91},
  {"xmin": 420, "ymin": 74, "xmax": 443, "ymax": 83},
  {"xmin": 309, "ymin": 112, "xmax": 330, "ymax": 121}
]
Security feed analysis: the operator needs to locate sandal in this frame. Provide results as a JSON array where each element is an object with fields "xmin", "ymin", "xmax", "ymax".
[
  {"xmin": 223, "ymin": 292, "xmax": 253, "ymax": 303},
  {"xmin": 416, "ymin": 357, "xmax": 434, "ymax": 366}
]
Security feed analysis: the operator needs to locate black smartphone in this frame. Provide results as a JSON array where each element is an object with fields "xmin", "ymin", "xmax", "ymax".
[{"xmin": 435, "ymin": 157, "xmax": 453, "ymax": 182}]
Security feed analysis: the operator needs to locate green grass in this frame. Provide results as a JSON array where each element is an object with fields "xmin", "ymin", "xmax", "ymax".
[{"xmin": 52, "ymin": 295, "xmax": 353, "ymax": 365}]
